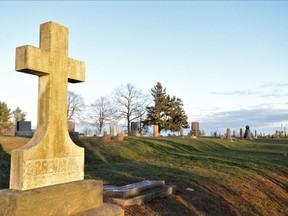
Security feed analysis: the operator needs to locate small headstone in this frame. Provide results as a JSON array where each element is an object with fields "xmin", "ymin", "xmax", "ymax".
[
  {"xmin": 115, "ymin": 132, "xmax": 125, "ymax": 141},
  {"xmin": 102, "ymin": 128, "xmax": 111, "ymax": 142}
]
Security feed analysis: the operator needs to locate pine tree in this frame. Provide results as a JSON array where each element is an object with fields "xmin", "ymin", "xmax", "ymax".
[
  {"xmin": 144, "ymin": 82, "xmax": 169, "ymax": 133},
  {"xmin": 0, "ymin": 101, "xmax": 11, "ymax": 131},
  {"xmin": 144, "ymin": 82, "xmax": 189, "ymax": 134},
  {"xmin": 166, "ymin": 96, "xmax": 189, "ymax": 132}
]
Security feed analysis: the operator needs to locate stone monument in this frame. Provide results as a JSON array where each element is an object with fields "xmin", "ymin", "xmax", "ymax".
[
  {"xmin": 239, "ymin": 128, "xmax": 243, "ymax": 139},
  {"xmin": 15, "ymin": 121, "xmax": 34, "ymax": 137},
  {"xmin": 243, "ymin": 125, "xmax": 253, "ymax": 140},
  {"xmin": 0, "ymin": 21, "xmax": 123, "ymax": 216}
]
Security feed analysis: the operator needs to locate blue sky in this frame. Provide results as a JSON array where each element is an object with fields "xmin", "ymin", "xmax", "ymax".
[{"xmin": 0, "ymin": 1, "xmax": 287, "ymax": 135}]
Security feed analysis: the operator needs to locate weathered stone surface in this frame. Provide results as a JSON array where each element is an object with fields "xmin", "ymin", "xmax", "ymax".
[
  {"xmin": 11, "ymin": 21, "xmax": 85, "ymax": 191},
  {"xmin": 75, "ymin": 203, "xmax": 124, "ymax": 216},
  {"xmin": 0, "ymin": 180, "xmax": 103, "ymax": 216}
]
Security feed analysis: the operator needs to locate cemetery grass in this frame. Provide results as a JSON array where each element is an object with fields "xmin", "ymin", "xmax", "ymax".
[{"xmin": 1, "ymin": 136, "xmax": 288, "ymax": 216}]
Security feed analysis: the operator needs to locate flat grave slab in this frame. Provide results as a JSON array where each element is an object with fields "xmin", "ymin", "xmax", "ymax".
[{"xmin": 104, "ymin": 180, "xmax": 165, "ymax": 198}]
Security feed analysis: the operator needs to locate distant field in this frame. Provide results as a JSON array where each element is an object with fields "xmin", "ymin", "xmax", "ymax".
[{"xmin": 1, "ymin": 136, "xmax": 287, "ymax": 216}]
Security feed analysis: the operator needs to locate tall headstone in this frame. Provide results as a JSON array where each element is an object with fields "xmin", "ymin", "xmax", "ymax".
[
  {"xmin": 0, "ymin": 21, "xmax": 123, "ymax": 216},
  {"xmin": 226, "ymin": 128, "xmax": 231, "ymax": 140},
  {"xmin": 153, "ymin": 125, "xmax": 159, "ymax": 137},
  {"xmin": 254, "ymin": 130, "xmax": 258, "ymax": 139},
  {"xmin": 131, "ymin": 122, "xmax": 140, "ymax": 136},
  {"xmin": 240, "ymin": 128, "xmax": 243, "ymax": 139},
  {"xmin": 110, "ymin": 126, "xmax": 115, "ymax": 138},
  {"xmin": 191, "ymin": 122, "xmax": 199, "ymax": 136},
  {"xmin": 180, "ymin": 127, "xmax": 184, "ymax": 137}
]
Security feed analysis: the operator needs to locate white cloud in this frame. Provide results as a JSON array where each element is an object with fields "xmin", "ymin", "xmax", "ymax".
[{"xmin": 197, "ymin": 107, "xmax": 288, "ymax": 134}]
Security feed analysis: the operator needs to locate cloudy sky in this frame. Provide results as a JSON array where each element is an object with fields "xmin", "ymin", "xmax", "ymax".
[{"xmin": 0, "ymin": 1, "xmax": 287, "ymax": 135}]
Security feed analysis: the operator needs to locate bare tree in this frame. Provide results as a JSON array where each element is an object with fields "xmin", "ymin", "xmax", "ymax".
[
  {"xmin": 113, "ymin": 83, "xmax": 151, "ymax": 135},
  {"xmin": 67, "ymin": 91, "xmax": 85, "ymax": 123},
  {"xmin": 87, "ymin": 96, "xmax": 116, "ymax": 135}
]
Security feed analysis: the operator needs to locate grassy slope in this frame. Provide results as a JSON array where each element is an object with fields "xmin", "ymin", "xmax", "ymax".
[
  {"xmin": 1, "ymin": 136, "xmax": 287, "ymax": 215},
  {"xmin": 76, "ymin": 137, "xmax": 288, "ymax": 216}
]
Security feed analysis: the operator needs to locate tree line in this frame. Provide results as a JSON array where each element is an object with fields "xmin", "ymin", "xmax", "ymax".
[
  {"xmin": 69, "ymin": 82, "xmax": 189, "ymax": 136},
  {"xmin": 1, "ymin": 82, "xmax": 189, "ymax": 136}
]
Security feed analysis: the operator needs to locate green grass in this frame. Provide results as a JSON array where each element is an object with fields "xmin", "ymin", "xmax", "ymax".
[{"xmin": 1, "ymin": 136, "xmax": 287, "ymax": 215}]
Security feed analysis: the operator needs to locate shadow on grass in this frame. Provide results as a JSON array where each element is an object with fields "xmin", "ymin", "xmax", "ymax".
[
  {"xmin": 91, "ymin": 160, "xmax": 238, "ymax": 216},
  {"xmin": 0, "ymin": 145, "xmax": 10, "ymax": 189}
]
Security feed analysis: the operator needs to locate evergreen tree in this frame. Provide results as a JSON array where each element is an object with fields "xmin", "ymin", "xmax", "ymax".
[
  {"xmin": 0, "ymin": 101, "xmax": 11, "ymax": 130},
  {"xmin": 144, "ymin": 82, "xmax": 169, "ymax": 133},
  {"xmin": 144, "ymin": 82, "xmax": 189, "ymax": 134},
  {"xmin": 166, "ymin": 96, "xmax": 189, "ymax": 132}
]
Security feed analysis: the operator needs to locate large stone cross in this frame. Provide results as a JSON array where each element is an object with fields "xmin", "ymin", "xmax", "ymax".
[{"xmin": 10, "ymin": 22, "xmax": 85, "ymax": 190}]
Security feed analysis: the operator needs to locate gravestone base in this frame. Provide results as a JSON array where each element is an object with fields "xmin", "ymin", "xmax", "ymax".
[
  {"xmin": 0, "ymin": 180, "xmax": 124, "ymax": 216},
  {"xmin": 15, "ymin": 131, "xmax": 34, "ymax": 137}
]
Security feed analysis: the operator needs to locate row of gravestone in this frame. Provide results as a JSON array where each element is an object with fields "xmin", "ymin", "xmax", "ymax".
[{"xmin": 225, "ymin": 125, "xmax": 254, "ymax": 140}]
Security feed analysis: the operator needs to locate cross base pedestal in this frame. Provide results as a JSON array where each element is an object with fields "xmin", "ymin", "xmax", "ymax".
[{"xmin": 0, "ymin": 180, "xmax": 124, "ymax": 216}]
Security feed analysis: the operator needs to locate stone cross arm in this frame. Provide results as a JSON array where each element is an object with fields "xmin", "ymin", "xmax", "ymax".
[{"xmin": 16, "ymin": 45, "xmax": 85, "ymax": 83}]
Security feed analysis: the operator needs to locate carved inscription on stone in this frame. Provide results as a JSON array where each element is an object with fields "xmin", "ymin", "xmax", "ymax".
[{"xmin": 24, "ymin": 157, "xmax": 83, "ymax": 177}]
